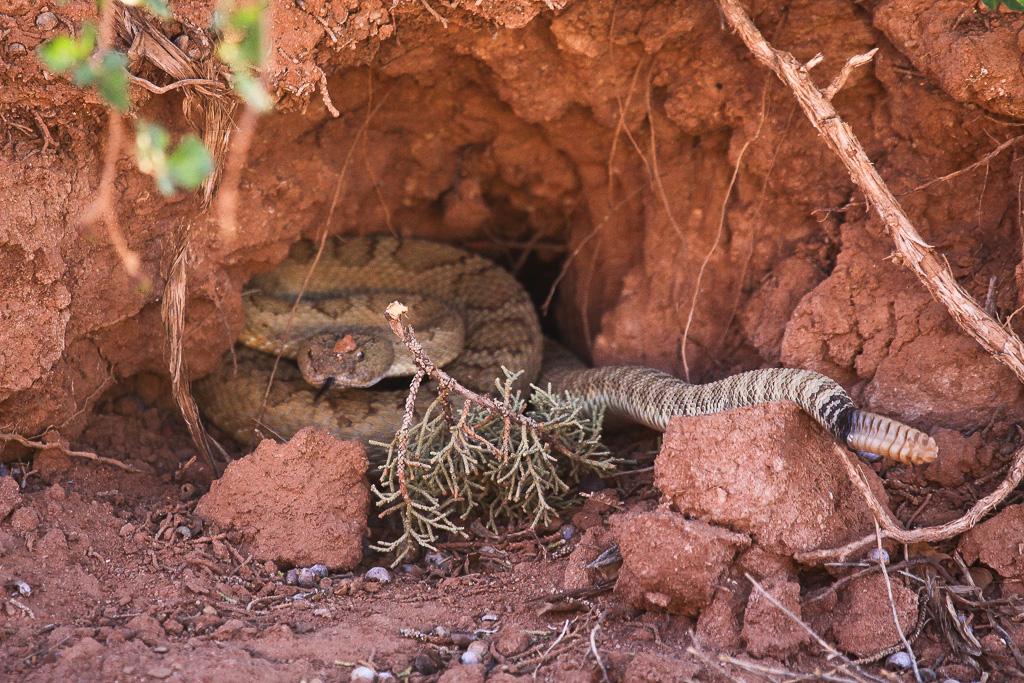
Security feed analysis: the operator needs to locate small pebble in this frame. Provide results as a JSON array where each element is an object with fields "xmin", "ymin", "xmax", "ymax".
[
  {"xmin": 7, "ymin": 43, "xmax": 27, "ymax": 57},
  {"xmin": 481, "ymin": 613, "xmax": 498, "ymax": 622},
  {"xmin": 885, "ymin": 651, "xmax": 912, "ymax": 670},
  {"xmin": 11, "ymin": 580, "xmax": 31, "ymax": 597},
  {"xmin": 867, "ymin": 547, "xmax": 889, "ymax": 564},
  {"xmin": 365, "ymin": 566, "xmax": 391, "ymax": 583},
  {"xmin": 561, "ymin": 524, "xmax": 575, "ymax": 540},
  {"xmin": 414, "ymin": 649, "xmax": 439, "ymax": 674},
  {"xmin": 460, "ymin": 650, "xmax": 480, "ymax": 665},
  {"xmin": 35, "ymin": 11, "xmax": 58, "ymax": 30},
  {"xmin": 310, "ymin": 564, "xmax": 328, "ymax": 578},
  {"xmin": 999, "ymin": 442, "xmax": 1017, "ymax": 456},
  {"xmin": 285, "ymin": 568, "xmax": 299, "ymax": 585},
  {"xmin": 919, "ymin": 668, "xmax": 938, "ymax": 683},
  {"xmin": 295, "ymin": 567, "xmax": 317, "ymax": 588},
  {"xmin": 377, "ymin": 674, "xmax": 396, "ymax": 683},
  {"xmin": 350, "ymin": 665, "xmax": 376, "ymax": 682},
  {"xmin": 175, "ymin": 525, "xmax": 192, "ymax": 539},
  {"xmin": 450, "ymin": 631, "xmax": 476, "ymax": 648}
]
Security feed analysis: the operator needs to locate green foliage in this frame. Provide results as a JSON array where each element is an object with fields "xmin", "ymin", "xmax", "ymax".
[
  {"xmin": 38, "ymin": 24, "xmax": 131, "ymax": 112},
  {"xmin": 214, "ymin": 1, "xmax": 272, "ymax": 111},
  {"xmin": 37, "ymin": 25, "xmax": 96, "ymax": 72},
  {"xmin": 136, "ymin": 122, "xmax": 214, "ymax": 195},
  {"xmin": 120, "ymin": 0, "xmax": 173, "ymax": 20},
  {"xmin": 982, "ymin": 0, "xmax": 1024, "ymax": 9},
  {"xmin": 371, "ymin": 372, "xmax": 623, "ymax": 564}
]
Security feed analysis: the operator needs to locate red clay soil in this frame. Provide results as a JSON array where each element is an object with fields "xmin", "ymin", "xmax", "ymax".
[{"xmin": 2, "ymin": 0, "xmax": 1024, "ymax": 680}]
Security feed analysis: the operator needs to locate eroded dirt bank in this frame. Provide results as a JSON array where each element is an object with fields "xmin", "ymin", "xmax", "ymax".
[{"xmin": 1, "ymin": 0, "xmax": 1024, "ymax": 680}]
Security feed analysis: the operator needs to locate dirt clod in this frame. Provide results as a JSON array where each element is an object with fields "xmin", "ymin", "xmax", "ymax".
[
  {"xmin": 656, "ymin": 403, "xmax": 888, "ymax": 560},
  {"xmin": 960, "ymin": 503, "xmax": 1024, "ymax": 580},
  {"xmin": 195, "ymin": 427, "xmax": 370, "ymax": 570},
  {"xmin": 828, "ymin": 574, "xmax": 919, "ymax": 658},
  {"xmin": 609, "ymin": 509, "xmax": 750, "ymax": 616},
  {"xmin": 0, "ymin": 475, "xmax": 21, "ymax": 519},
  {"xmin": 741, "ymin": 574, "xmax": 811, "ymax": 659}
]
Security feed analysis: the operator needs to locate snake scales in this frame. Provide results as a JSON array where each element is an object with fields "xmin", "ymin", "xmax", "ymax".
[{"xmin": 194, "ymin": 235, "xmax": 938, "ymax": 466}]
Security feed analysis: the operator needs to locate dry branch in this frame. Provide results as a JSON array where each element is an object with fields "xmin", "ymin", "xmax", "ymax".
[
  {"xmin": 716, "ymin": 0, "xmax": 1024, "ymax": 382},
  {"xmin": 795, "ymin": 445, "xmax": 1024, "ymax": 563},
  {"xmin": 716, "ymin": 0, "xmax": 1024, "ymax": 561}
]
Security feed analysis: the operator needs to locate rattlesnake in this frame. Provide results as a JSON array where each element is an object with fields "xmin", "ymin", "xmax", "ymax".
[{"xmin": 194, "ymin": 235, "xmax": 938, "ymax": 466}]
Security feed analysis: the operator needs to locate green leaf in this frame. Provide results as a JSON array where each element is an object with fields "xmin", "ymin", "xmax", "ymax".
[
  {"xmin": 136, "ymin": 123, "xmax": 213, "ymax": 196},
  {"xmin": 232, "ymin": 71, "xmax": 273, "ymax": 112},
  {"xmin": 166, "ymin": 135, "xmax": 214, "ymax": 190},
  {"xmin": 40, "ymin": 24, "xmax": 130, "ymax": 111},
  {"xmin": 95, "ymin": 51, "xmax": 131, "ymax": 112},
  {"xmin": 215, "ymin": 1, "xmax": 266, "ymax": 68},
  {"xmin": 120, "ymin": 0, "xmax": 172, "ymax": 19},
  {"xmin": 135, "ymin": 121, "xmax": 172, "ymax": 193},
  {"xmin": 982, "ymin": 0, "xmax": 1024, "ymax": 9},
  {"xmin": 37, "ymin": 24, "xmax": 96, "ymax": 73}
]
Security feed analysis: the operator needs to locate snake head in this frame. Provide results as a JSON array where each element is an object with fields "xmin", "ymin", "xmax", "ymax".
[{"xmin": 297, "ymin": 331, "xmax": 395, "ymax": 390}]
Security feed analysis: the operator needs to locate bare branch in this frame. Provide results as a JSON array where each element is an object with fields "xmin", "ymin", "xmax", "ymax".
[{"xmin": 716, "ymin": 0, "xmax": 1024, "ymax": 384}]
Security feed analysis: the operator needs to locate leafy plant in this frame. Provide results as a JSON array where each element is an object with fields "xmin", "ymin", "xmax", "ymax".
[
  {"xmin": 135, "ymin": 122, "xmax": 215, "ymax": 195},
  {"xmin": 38, "ymin": 24, "xmax": 130, "ymax": 112},
  {"xmin": 35, "ymin": 0, "xmax": 272, "ymax": 196},
  {"xmin": 981, "ymin": 0, "xmax": 1024, "ymax": 10},
  {"xmin": 214, "ymin": 1, "xmax": 272, "ymax": 111}
]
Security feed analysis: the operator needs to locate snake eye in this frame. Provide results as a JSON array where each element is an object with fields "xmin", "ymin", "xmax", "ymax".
[{"xmin": 356, "ymin": 351, "xmax": 364, "ymax": 360}]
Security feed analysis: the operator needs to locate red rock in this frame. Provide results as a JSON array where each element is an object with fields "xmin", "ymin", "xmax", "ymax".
[
  {"xmin": 0, "ymin": 476, "xmax": 21, "ymax": 520},
  {"xmin": 828, "ymin": 574, "xmax": 918, "ymax": 657},
  {"xmin": 622, "ymin": 652, "xmax": 700, "ymax": 682}
]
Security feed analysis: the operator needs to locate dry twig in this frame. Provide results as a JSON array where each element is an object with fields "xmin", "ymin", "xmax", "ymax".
[
  {"xmin": 384, "ymin": 303, "xmax": 576, "ymax": 463},
  {"xmin": 796, "ymin": 445, "xmax": 1024, "ymax": 563},
  {"xmin": 716, "ymin": 0, "xmax": 1024, "ymax": 380},
  {"xmin": 162, "ymin": 231, "xmax": 219, "ymax": 476},
  {"xmin": 716, "ymin": 0, "xmax": 1024, "ymax": 562}
]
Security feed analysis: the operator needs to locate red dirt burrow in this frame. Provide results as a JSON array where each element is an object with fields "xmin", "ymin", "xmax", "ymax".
[{"xmin": 4, "ymin": 0, "xmax": 1024, "ymax": 679}]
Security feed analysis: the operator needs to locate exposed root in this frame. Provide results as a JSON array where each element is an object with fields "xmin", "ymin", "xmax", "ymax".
[
  {"xmin": 162, "ymin": 231, "xmax": 219, "ymax": 476},
  {"xmin": 0, "ymin": 432, "xmax": 137, "ymax": 473}
]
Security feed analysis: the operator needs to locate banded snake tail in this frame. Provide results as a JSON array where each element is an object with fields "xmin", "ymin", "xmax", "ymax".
[
  {"xmin": 195, "ymin": 235, "xmax": 939, "ymax": 467},
  {"xmin": 539, "ymin": 343, "xmax": 938, "ymax": 466}
]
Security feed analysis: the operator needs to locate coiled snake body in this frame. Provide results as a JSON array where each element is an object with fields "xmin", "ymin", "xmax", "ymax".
[{"xmin": 195, "ymin": 236, "xmax": 938, "ymax": 466}]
